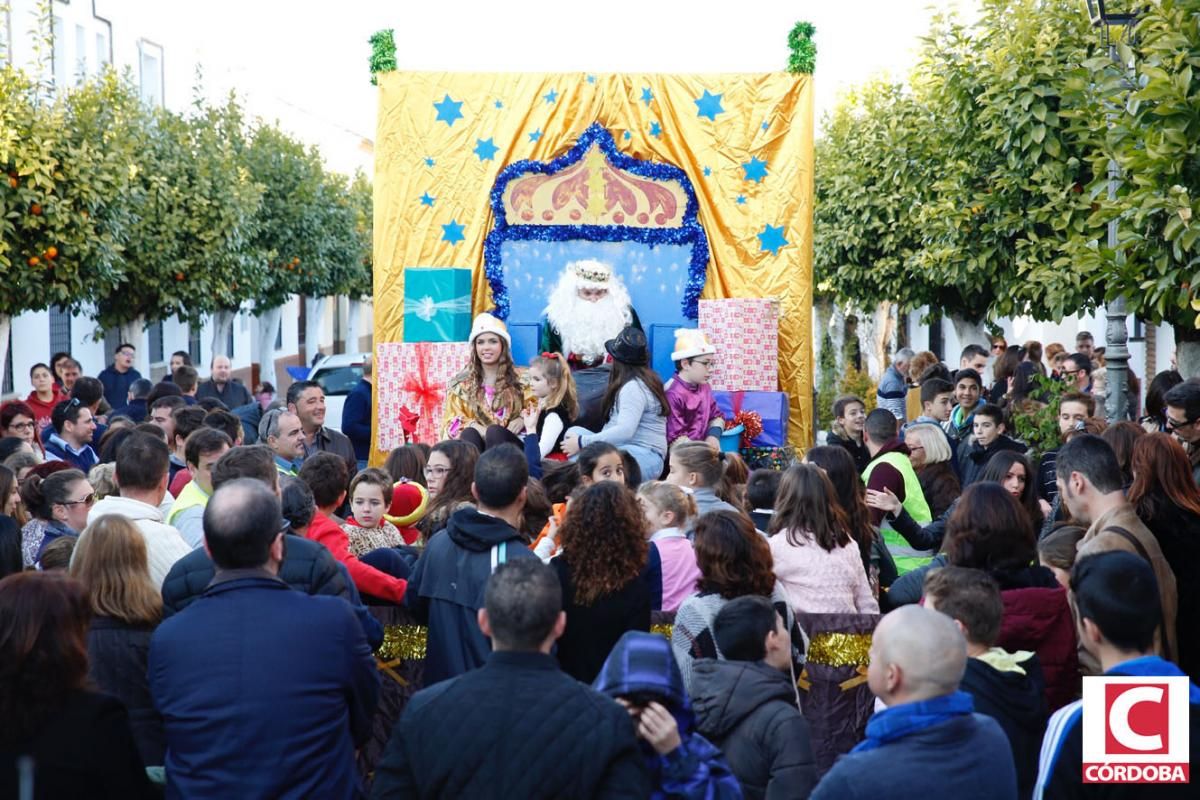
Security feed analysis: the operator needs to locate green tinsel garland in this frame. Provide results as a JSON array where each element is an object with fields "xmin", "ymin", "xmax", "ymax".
[
  {"xmin": 787, "ymin": 22, "xmax": 816, "ymax": 75},
  {"xmin": 369, "ymin": 29, "xmax": 397, "ymax": 86}
]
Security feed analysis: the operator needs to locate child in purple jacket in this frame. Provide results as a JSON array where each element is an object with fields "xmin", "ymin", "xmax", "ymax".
[{"xmin": 664, "ymin": 329, "xmax": 724, "ymax": 448}]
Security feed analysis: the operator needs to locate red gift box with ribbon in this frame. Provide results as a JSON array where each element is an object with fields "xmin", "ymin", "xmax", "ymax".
[
  {"xmin": 698, "ymin": 298, "xmax": 780, "ymax": 392},
  {"xmin": 377, "ymin": 342, "xmax": 473, "ymax": 447}
]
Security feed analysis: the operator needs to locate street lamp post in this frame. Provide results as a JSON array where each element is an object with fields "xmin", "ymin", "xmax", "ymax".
[{"xmin": 1083, "ymin": 0, "xmax": 1136, "ymax": 423}]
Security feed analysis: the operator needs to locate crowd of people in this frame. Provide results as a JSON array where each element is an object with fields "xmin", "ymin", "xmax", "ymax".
[{"xmin": 1, "ymin": 319, "xmax": 1199, "ymax": 799}]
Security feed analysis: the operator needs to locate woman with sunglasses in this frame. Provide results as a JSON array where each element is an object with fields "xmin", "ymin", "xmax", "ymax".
[{"xmin": 18, "ymin": 467, "xmax": 92, "ymax": 568}]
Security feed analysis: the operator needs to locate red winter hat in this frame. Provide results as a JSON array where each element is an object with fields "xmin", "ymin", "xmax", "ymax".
[{"xmin": 384, "ymin": 479, "xmax": 429, "ymax": 528}]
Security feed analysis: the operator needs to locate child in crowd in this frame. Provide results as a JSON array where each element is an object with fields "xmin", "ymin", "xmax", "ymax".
[
  {"xmin": 957, "ymin": 403, "xmax": 1027, "ymax": 486},
  {"xmin": 666, "ymin": 441, "xmax": 742, "ymax": 526},
  {"xmin": 419, "ymin": 440, "xmax": 478, "ymax": 540},
  {"xmin": 638, "ymin": 481, "xmax": 701, "ymax": 613},
  {"xmin": 594, "ymin": 631, "xmax": 743, "ymax": 799},
  {"xmin": 561, "ymin": 326, "xmax": 669, "ymax": 482},
  {"xmin": 342, "ymin": 469, "xmax": 406, "ymax": 556},
  {"xmin": 521, "ymin": 353, "xmax": 579, "ymax": 474},
  {"xmin": 746, "ymin": 468, "xmax": 782, "ymax": 532},
  {"xmin": 663, "ymin": 329, "xmax": 724, "ymax": 449},
  {"xmin": 924, "ymin": 567, "xmax": 1047, "ymax": 800},
  {"xmin": 1036, "ymin": 525, "xmax": 1085, "ymax": 589},
  {"xmin": 532, "ymin": 442, "xmax": 625, "ymax": 560}
]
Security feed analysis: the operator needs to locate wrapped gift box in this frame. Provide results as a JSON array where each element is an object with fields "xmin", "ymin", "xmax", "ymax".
[
  {"xmin": 402, "ymin": 267, "xmax": 473, "ymax": 342},
  {"xmin": 698, "ymin": 298, "xmax": 779, "ymax": 391},
  {"xmin": 376, "ymin": 342, "xmax": 473, "ymax": 447},
  {"xmin": 714, "ymin": 390, "xmax": 789, "ymax": 448}
]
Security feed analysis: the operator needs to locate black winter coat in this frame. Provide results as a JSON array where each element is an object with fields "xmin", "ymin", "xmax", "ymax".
[
  {"xmin": 957, "ymin": 435, "xmax": 1027, "ymax": 487},
  {"xmin": 1137, "ymin": 493, "xmax": 1200, "ymax": 682},
  {"xmin": 370, "ymin": 651, "xmax": 650, "ymax": 799},
  {"xmin": 405, "ymin": 507, "xmax": 537, "ymax": 685},
  {"xmin": 961, "ymin": 655, "xmax": 1047, "ymax": 800},
  {"xmin": 86, "ymin": 616, "xmax": 165, "ymax": 767},
  {"xmin": 691, "ymin": 659, "xmax": 818, "ymax": 800},
  {"xmin": 160, "ymin": 533, "xmax": 384, "ymax": 649}
]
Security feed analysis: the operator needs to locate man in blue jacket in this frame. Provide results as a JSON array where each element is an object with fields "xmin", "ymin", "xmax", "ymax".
[
  {"xmin": 812, "ymin": 605, "xmax": 1018, "ymax": 800},
  {"xmin": 97, "ymin": 342, "xmax": 143, "ymax": 410},
  {"xmin": 341, "ymin": 356, "xmax": 373, "ymax": 469},
  {"xmin": 405, "ymin": 443, "xmax": 538, "ymax": 685},
  {"xmin": 150, "ymin": 477, "xmax": 379, "ymax": 799}
]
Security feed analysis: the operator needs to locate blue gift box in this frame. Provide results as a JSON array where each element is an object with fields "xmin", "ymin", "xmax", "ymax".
[
  {"xmin": 714, "ymin": 390, "xmax": 790, "ymax": 448},
  {"xmin": 403, "ymin": 267, "xmax": 473, "ymax": 342}
]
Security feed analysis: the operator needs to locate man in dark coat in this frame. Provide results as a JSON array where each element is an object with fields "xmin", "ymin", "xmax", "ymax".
[
  {"xmin": 158, "ymin": 444, "xmax": 383, "ymax": 649},
  {"xmin": 341, "ymin": 361, "xmax": 373, "ymax": 467},
  {"xmin": 405, "ymin": 444, "xmax": 537, "ymax": 685},
  {"xmin": 371, "ymin": 558, "xmax": 650, "ymax": 799},
  {"xmin": 811, "ymin": 605, "xmax": 1017, "ymax": 800},
  {"xmin": 97, "ymin": 342, "xmax": 143, "ymax": 410},
  {"xmin": 692, "ymin": 595, "xmax": 817, "ymax": 800},
  {"xmin": 150, "ymin": 478, "xmax": 379, "ymax": 799}
]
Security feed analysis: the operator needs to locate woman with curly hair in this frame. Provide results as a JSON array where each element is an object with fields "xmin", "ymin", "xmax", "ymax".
[
  {"xmin": 0, "ymin": 572, "xmax": 154, "ymax": 797},
  {"xmin": 671, "ymin": 510, "xmax": 803, "ymax": 695},
  {"xmin": 552, "ymin": 481, "xmax": 652, "ymax": 682},
  {"xmin": 440, "ymin": 313, "xmax": 532, "ymax": 451}
]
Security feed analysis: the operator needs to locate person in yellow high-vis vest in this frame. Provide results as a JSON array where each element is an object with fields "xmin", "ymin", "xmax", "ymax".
[{"xmin": 861, "ymin": 408, "xmax": 933, "ymax": 574}]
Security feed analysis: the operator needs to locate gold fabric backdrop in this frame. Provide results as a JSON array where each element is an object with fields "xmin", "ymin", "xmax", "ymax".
[{"xmin": 373, "ymin": 70, "xmax": 814, "ymax": 453}]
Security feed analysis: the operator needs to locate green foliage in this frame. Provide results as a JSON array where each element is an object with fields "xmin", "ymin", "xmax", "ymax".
[
  {"xmin": 369, "ymin": 29, "xmax": 397, "ymax": 86},
  {"xmin": 341, "ymin": 170, "xmax": 373, "ymax": 300},
  {"xmin": 816, "ymin": 365, "xmax": 878, "ymax": 432},
  {"xmin": 1009, "ymin": 373, "xmax": 1064, "ymax": 461},
  {"xmin": 787, "ymin": 22, "xmax": 817, "ymax": 75},
  {"xmin": 0, "ymin": 65, "xmax": 128, "ymax": 314}
]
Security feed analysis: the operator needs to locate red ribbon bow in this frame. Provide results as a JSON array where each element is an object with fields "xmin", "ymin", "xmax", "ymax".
[
  {"xmin": 401, "ymin": 345, "xmax": 447, "ymax": 442},
  {"xmin": 540, "ymin": 352, "xmax": 561, "ymax": 360}
]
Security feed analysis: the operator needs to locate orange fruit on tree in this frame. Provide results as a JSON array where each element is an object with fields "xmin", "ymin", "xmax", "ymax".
[
  {"xmin": 28, "ymin": 256, "xmax": 39, "ymax": 267},
  {"xmin": 45, "ymin": 246, "xmax": 58, "ymax": 259},
  {"xmin": 175, "ymin": 272, "xmax": 185, "ymax": 281},
  {"xmin": 30, "ymin": 203, "xmax": 41, "ymax": 216},
  {"xmin": 8, "ymin": 177, "xmax": 17, "ymax": 188}
]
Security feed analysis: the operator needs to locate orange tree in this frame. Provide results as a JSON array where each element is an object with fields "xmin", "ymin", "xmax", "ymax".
[
  {"xmin": 0, "ymin": 66, "xmax": 131, "ymax": 371},
  {"xmin": 92, "ymin": 89, "xmax": 264, "ymax": 334},
  {"xmin": 327, "ymin": 169, "xmax": 372, "ymax": 301}
]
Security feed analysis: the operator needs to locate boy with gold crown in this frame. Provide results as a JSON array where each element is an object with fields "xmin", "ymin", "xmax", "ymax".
[{"xmin": 664, "ymin": 329, "xmax": 724, "ymax": 449}]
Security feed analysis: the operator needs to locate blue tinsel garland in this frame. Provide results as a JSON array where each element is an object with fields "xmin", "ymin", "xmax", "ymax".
[{"xmin": 484, "ymin": 122, "xmax": 709, "ymax": 320}]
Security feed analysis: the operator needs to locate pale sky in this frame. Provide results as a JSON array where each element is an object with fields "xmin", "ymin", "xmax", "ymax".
[{"xmin": 139, "ymin": 0, "xmax": 978, "ymax": 160}]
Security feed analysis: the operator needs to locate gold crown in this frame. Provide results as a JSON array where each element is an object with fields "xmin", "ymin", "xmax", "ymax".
[{"xmin": 573, "ymin": 261, "xmax": 611, "ymax": 283}]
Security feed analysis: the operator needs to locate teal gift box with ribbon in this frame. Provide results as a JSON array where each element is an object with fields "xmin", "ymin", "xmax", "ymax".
[{"xmin": 402, "ymin": 267, "xmax": 473, "ymax": 342}]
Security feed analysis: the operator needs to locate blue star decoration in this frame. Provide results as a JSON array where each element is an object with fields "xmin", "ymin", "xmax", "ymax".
[
  {"xmin": 736, "ymin": 195, "xmax": 747, "ymax": 205},
  {"xmin": 641, "ymin": 87, "xmax": 654, "ymax": 106},
  {"xmin": 441, "ymin": 220, "xmax": 465, "ymax": 245},
  {"xmin": 623, "ymin": 131, "xmax": 632, "ymax": 140},
  {"xmin": 528, "ymin": 128, "xmax": 542, "ymax": 143},
  {"xmin": 649, "ymin": 121, "xmax": 662, "ymax": 138},
  {"xmin": 762, "ymin": 120, "xmax": 770, "ymax": 131},
  {"xmin": 424, "ymin": 157, "xmax": 435, "ymax": 168},
  {"xmin": 694, "ymin": 90, "xmax": 725, "ymax": 121},
  {"xmin": 757, "ymin": 224, "xmax": 788, "ymax": 255},
  {"xmin": 474, "ymin": 138, "xmax": 499, "ymax": 162},
  {"xmin": 742, "ymin": 157, "xmax": 769, "ymax": 183},
  {"xmin": 587, "ymin": 74, "xmax": 597, "ymax": 84},
  {"xmin": 433, "ymin": 95, "xmax": 463, "ymax": 127},
  {"xmin": 420, "ymin": 192, "xmax": 435, "ymax": 207},
  {"xmin": 544, "ymin": 88, "xmax": 558, "ymax": 104},
  {"xmin": 494, "ymin": 100, "xmax": 503, "ymax": 109},
  {"xmin": 703, "ymin": 167, "xmax": 712, "ymax": 177}
]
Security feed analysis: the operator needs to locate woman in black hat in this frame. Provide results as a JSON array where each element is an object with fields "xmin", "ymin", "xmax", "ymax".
[{"xmin": 560, "ymin": 327, "xmax": 669, "ymax": 483}]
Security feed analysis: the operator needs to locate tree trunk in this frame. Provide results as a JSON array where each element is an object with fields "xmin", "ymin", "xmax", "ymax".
[
  {"xmin": 0, "ymin": 315, "xmax": 10, "ymax": 388},
  {"xmin": 304, "ymin": 297, "xmax": 325, "ymax": 364},
  {"xmin": 950, "ymin": 315, "xmax": 989, "ymax": 354},
  {"xmin": 346, "ymin": 298, "xmax": 362, "ymax": 354},
  {"xmin": 857, "ymin": 301, "xmax": 893, "ymax": 380},
  {"xmin": 255, "ymin": 306, "xmax": 284, "ymax": 391},
  {"xmin": 1175, "ymin": 324, "xmax": 1200, "ymax": 380},
  {"xmin": 211, "ymin": 310, "xmax": 236, "ymax": 358}
]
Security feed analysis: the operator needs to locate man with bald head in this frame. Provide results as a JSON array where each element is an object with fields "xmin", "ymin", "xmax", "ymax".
[
  {"xmin": 196, "ymin": 354, "xmax": 253, "ymax": 409},
  {"xmin": 811, "ymin": 606, "xmax": 1018, "ymax": 800},
  {"xmin": 150, "ymin": 478, "xmax": 379, "ymax": 798}
]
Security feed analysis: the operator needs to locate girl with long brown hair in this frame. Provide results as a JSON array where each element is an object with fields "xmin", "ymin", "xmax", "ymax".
[
  {"xmin": 441, "ymin": 313, "xmax": 532, "ymax": 450},
  {"xmin": 69, "ymin": 515, "xmax": 165, "ymax": 766},
  {"xmin": 768, "ymin": 463, "xmax": 878, "ymax": 617},
  {"xmin": 0, "ymin": 572, "xmax": 153, "ymax": 796},
  {"xmin": 419, "ymin": 439, "xmax": 479, "ymax": 541},
  {"xmin": 551, "ymin": 481, "xmax": 651, "ymax": 682},
  {"xmin": 1128, "ymin": 433, "xmax": 1200, "ymax": 680}
]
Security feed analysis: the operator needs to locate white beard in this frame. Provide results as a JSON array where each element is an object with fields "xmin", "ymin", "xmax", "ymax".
[{"xmin": 544, "ymin": 275, "xmax": 633, "ymax": 362}]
